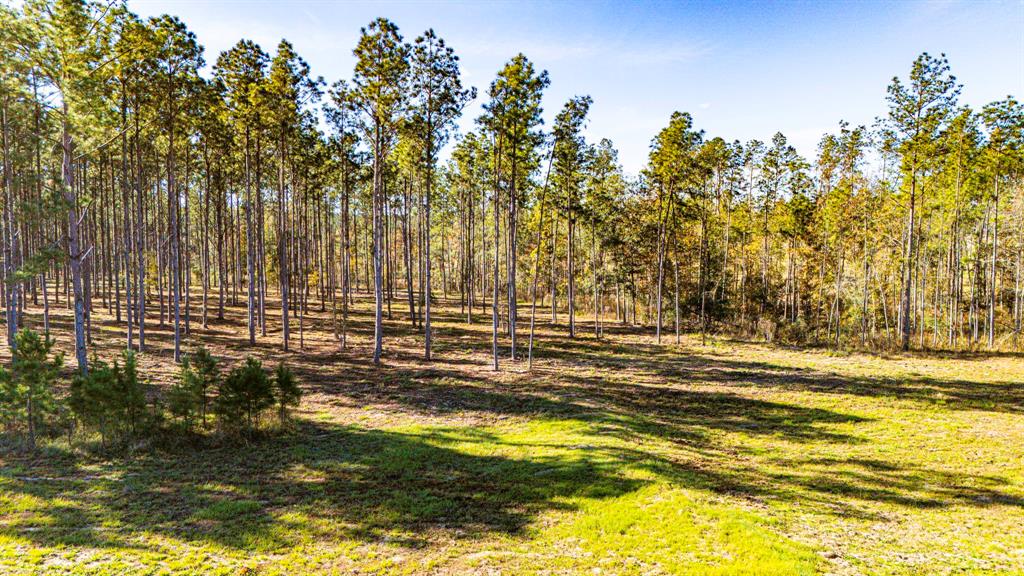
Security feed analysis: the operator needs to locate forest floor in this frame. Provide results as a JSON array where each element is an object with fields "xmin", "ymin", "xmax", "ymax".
[{"xmin": 1, "ymin": 292, "xmax": 1023, "ymax": 575}]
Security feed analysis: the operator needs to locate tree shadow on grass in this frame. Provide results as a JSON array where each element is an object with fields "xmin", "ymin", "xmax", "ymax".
[
  {"xmin": 0, "ymin": 419, "xmax": 645, "ymax": 554},
  {"xmin": 288, "ymin": 333, "xmax": 1024, "ymax": 522},
  {"xmin": 766, "ymin": 457, "xmax": 1024, "ymax": 510},
  {"xmin": 526, "ymin": 331, "xmax": 1024, "ymax": 414},
  {"xmin": 651, "ymin": 356, "xmax": 1024, "ymax": 414}
]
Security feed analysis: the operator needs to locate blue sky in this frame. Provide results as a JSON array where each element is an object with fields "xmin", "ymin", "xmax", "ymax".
[{"xmin": 130, "ymin": 0, "xmax": 1024, "ymax": 175}]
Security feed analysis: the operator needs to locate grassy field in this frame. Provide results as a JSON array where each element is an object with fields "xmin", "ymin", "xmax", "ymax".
[{"xmin": 1, "ymin": 295, "xmax": 1023, "ymax": 575}]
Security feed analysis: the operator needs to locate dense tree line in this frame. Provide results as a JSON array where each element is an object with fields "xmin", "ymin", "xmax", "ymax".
[{"xmin": 1, "ymin": 1, "xmax": 1022, "ymax": 380}]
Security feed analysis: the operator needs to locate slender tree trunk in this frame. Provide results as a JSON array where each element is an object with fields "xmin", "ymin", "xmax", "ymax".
[
  {"xmin": 372, "ymin": 125, "xmax": 384, "ymax": 365},
  {"xmin": 217, "ymin": 172, "xmax": 225, "ymax": 320},
  {"xmin": 654, "ymin": 187, "xmax": 669, "ymax": 343},
  {"xmin": 184, "ymin": 142, "xmax": 192, "ymax": 337},
  {"xmin": 861, "ymin": 206, "xmax": 870, "ymax": 347},
  {"xmin": 491, "ymin": 136, "xmax": 502, "ymax": 371},
  {"xmin": 989, "ymin": 178, "xmax": 999, "ymax": 348},
  {"xmin": 201, "ymin": 144, "xmax": 210, "ymax": 329},
  {"xmin": 402, "ymin": 180, "xmax": 416, "ymax": 325},
  {"xmin": 118, "ymin": 87, "xmax": 133, "ymax": 347},
  {"xmin": 168, "ymin": 102, "xmax": 182, "ymax": 363},
  {"xmin": 528, "ymin": 150, "xmax": 553, "ymax": 368},
  {"xmin": 550, "ymin": 211, "xmax": 558, "ymax": 324},
  {"xmin": 245, "ymin": 128, "xmax": 256, "ymax": 345},
  {"xmin": 900, "ymin": 162, "xmax": 917, "ymax": 351},
  {"xmin": 833, "ymin": 250, "xmax": 844, "ymax": 349},
  {"xmin": 593, "ymin": 218, "xmax": 599, "ymax": 339},
  {"xmin": 1011, "ymin": 219, "xmax": 1019, "ymax": 344},
  {"xmin": 342, "ymin": 163, "xmax": 350, "ymax": 348},
  {"xmin": 673, "ymin": 254, "xmax": 680, "ymax": 345},
  {"xmin": 424, "ymin": 139, "xmax": 436, "ymax": 361},
  {"xmin": 279, "ymin": 135, "xmax": 290, "ymax": 351},
  {"xmin": 61, "ymin": 110, "xmax": 88, "ymax": 374},
  {"xmin": 466, "ymin": 183, "xmax": 474, "ymax": 323},
  {"xmin": 699, "ymin": 206, "xmax": 708, "ymax": 344},
  {"xmin": 135, "ymin": 103, "xmax": 146, "ymax": 351},
  {"xmin": 35, "ymin": 80, "xmax": 50, "ymax": 336},
  {"xmin": 1, "ymin": 97, "xmax": 19, "ymax": 350},
  {"xmin": 567, "ymin": 215, "xmax": 576, "ymax": 338}
]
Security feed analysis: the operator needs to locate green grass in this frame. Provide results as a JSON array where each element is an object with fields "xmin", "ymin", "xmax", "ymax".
[{"xmin": 2, "ymin": 306, "xmax": 1023, "ymax": 574}]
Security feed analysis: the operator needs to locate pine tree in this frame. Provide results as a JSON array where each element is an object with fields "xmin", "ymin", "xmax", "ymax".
[
  {"xmin": 409, "ymin": 29, "xmax": 474, "ymax": 361},
  {"xmin": 551, "ymin": 96, "xmax": 592, "ymax": 339},
  {"xmin": 215, "ymin": 39, "xmax": 270, "ymax": 346},
  {"xmin": 887, "ymin": 53, "xmax": 960, "ymax": 350},
  {"xmin": 351, "ymin": 18, "xmax": 410, "ymax": 366},
  {"xmin": 478, "ymin": 54, "xmax": 548, "ymax": 365}
]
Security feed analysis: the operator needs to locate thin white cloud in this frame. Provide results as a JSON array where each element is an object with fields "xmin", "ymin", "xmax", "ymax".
[
  {"xmin": 615, "ymin": 40, "xmax": 714, "ymax": 67},
  {"xmin": 462, "ymin": 36, "xmax": 711, "ymax": 67}
]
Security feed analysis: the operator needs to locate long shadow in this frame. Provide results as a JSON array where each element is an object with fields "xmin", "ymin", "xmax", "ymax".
[
  {"xmin": 277, "ymin": 327, "xmax": 869, "ymax": 447},
  {"xmin": 528, "ymin": 330, "xmax": 1024, "ymax": 414},
  {"xmin": 291, "ymin": 328, "xmax": 1024, "ymax": 520},
  {"xmin": 651, "ymin": 356, "xmax": 1024, "ymax": 414},
  {"xmin": 0, "ymin": 419, "xmax": 644, "ymax": 554},
  {"xmin": 553, "ymin": 371, "xmax": 867, "ymax": 445}
]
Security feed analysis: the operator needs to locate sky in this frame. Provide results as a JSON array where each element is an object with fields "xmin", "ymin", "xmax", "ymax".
[{"xmin": 128, "ymin": 0, "xmax": 1024, "ymax": 176}]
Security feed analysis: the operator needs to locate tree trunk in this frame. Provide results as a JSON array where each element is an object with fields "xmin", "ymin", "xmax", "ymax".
[
  {"xmin": 402, "ymin": 180, "xmax": 416, "ymax": 326},
  {"xmin": 425, "ymin": 166, "xmax": 434, "ymax": 360},
  {"xmin": 989, "ymin": 178, "xmax": 999, "ymax": 348},
  {"xmin": 62, "ymin": 110, "xmax": 88, "ymax": 374},
  {"xmin": 279, "ymin": 135, "xmax": 290, "ymax": 351},
  {"xmin": 168, "ymin": 102, "xmax": 182, "ymax": 363},
  {"xmin": 654, "ymin": 188, "xmax": 669, "ymax": 343},
  {"xmin": 342, "ymin": 162, "xmax": 350, "ymax": 348},
  {"xmin": 900, "ymin": 162, "xmax": 917, "ymax": 351},
  {"xmin": 245, "ymin": 128, "xmax": 256, "ymax": 345},
  {"xmin": 567, "ymin": 214, "xmax": 576, "ymax": 338},
  {"xmin": 372, "ymin": 124, "xmax": 384, "ymax": 365},
  {"xmin": 528, "ymin": 150, "xmax": 553, "ymax": 368},
  {"xmin": 1, "ymin": 97, "xmax": 19, "ymax": 350},
  {"xmin": 593, "ymin": 218, "xmax": 599, "ymax": 339},
  {"xmin": 491, "ymin": 136, "xmax": 502, "ymax": 371}
]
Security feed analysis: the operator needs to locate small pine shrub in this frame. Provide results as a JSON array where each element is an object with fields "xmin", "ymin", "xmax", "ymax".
[
  {"xmin": 214, "ymin": 357, "xmax": 275, "ymax": 435},
  {"xmin": 69, "ymin": 360, "xmax": 118, "ymax": 446},
  {"xmin": 272, "ymin": 363, "xmax": 301, "ymax": 421},
  {"xmin": 0, "ymin": 329, "xmax": 64, "ymax": 451},
  {"xmin": 190, "ymin": 346, "xmax": 219, "ymax": 423},
  {"xmin": 169, "ymin": 346, "xmax": 220, "ymax": 430},
  {"xmin": 69, "ymin": 350, "xmax": 150, "ymax": 447},
  {"xmin": 118, "ymin": 351, "xmax": 148, "ymax": 434},
  {"xmin": 168, "ymin": 361, "xmax": 200, "ymax": 430}
]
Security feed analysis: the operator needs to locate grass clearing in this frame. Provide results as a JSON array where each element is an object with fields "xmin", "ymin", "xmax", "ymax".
[{"xmin": 1, "ymin": 297, "xmax": 1023, "ymax": 574}]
